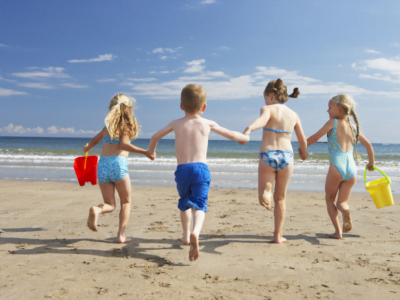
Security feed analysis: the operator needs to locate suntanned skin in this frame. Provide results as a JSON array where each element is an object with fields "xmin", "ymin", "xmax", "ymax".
[
  {"xmin": 306, "ymin": 99, "xmax": 375, "ymax": 239},
  {"xmin": 149, "ymin": 103, "xmax": 249, "ymax": 261},
  {"xmin": 242, "ymin": 93, "xmax": 308, "ymax": 244},
  {"xmin": 84, "ymin": 127, "xmax": 154, "ymax": 243}
]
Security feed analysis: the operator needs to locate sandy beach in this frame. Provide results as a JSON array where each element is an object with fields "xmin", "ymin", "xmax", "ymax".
[{"xmin": 1, "ymin": 180, "xmax": 399, "ymax": 299}]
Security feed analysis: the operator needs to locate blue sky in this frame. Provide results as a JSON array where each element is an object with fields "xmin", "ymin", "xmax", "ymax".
[{"xmin": 1, "ymin": 0, "xmax": 400, "ymax": 142}]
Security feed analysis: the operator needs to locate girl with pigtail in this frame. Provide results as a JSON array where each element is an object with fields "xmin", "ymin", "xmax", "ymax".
[
  {"xmin": 306, "ymin": 94, "xmax": 375, "ymax": 239},
  {"xmin": 242, "ymin": 78, "xmax": 308, "ymax": 243},
  {"xmin": 84, "ymin": 94, "xmax": 154, "ymax": 243}
]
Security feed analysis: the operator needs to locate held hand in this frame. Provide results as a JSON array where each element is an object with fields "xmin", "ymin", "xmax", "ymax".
[
  {"xmin": 238, "ymin": 134, "xmax": 250, "ymax": 145},
  {"xmin": 83, "ymin": 145, "xmax": 89, "ymax": 152},
  {"xmin": 366, "ymin": 163, "xmax": 375, "ymax": 171},
  {"xmin": 145, "ymin": 149, "xmax": 156, "ymax": 161},
  {"xmin": 298, "ymin": 147, "xmax": 308, "ymax": 160},
  {"xmin": 242, "ymin": 127, "xmax": 251, "ymax": 136}
]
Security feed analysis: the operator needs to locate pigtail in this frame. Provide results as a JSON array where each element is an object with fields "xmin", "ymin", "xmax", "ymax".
[
  {"xmin": 288, "ymin": 88, "xmax": 300, "ymax": 98},
  {"xmin": 350, "ymin": 110, "xmax": 361, "ymax": 160}
]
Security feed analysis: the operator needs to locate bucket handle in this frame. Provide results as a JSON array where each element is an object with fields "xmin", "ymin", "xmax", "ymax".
[
  {"xmin": 84, "ymin": 143, "xmax": 88, "ymax": 169},
  {"xmin": 364, "ymin": 166, "xmax": 391, "ymax": 184}
]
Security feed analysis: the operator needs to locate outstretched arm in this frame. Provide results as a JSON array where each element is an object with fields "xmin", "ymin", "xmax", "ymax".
[
  {"xmin": 83, "ymin": 127, "xmax": 104, "ymax": 152},
  {"xmin": 294, "ymin": 116, "xmax": 308, "ymax": 160},
  {"xmin": 148, "ymin": 122, "xmax": 174, "ymax": 158},
  {"xmin": 210, "ymin": 121, "xmax": 250, "ymax": 143},
  {"xmin": 242, "ymin": 106, "xmax": 270, "ymax": 135},
  {"xmin": 358, "ymin": 133, "xmax": 375, "ymax": 171},
  {"xmin": 306, "ymin": 119, "xmax": 335, "ymax": 147},
  {"xmin": 119, "ymin": 132, "xmax": 155, "ymax": 160}
]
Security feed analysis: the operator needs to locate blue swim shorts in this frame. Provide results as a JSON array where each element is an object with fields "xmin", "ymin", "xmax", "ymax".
[
  {"xmin": 97, "ymin": 155, "xmax": 129, "ymax": 183},
  {"xmin": 175, "ymin": 162, "xmax": 211, "ymax": 213}
]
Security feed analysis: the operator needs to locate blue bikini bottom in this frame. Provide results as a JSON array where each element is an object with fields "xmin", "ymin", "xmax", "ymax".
[{"xmin": 259, "ymin": 150, "xmax": 294, "ymax": 171}]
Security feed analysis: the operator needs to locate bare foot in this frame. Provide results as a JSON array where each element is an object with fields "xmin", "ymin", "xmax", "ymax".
[
  {"xmin": 274, "ymin": 236, "xmax": 287, "ymax": 244},
  {"xmin": 260, "ymin": 182, "xmax": 272, "ymax": 210},
  {"xmin": 189, "ymin": 233, "xmax": 199, "ymax": 261},
  {"xmin": 329, "ymin": 233, "xmax": 342, "ymax": 239},
  {"xmin": 118, "ymin": 236, "xmax": 132, "ymax": 243},
  {"xmin": 343, "ymin": 210, "xmax": 352, "ymax": 233},
  {"xmin": 87, "ymin": 207, "xmax": 99, "ymax": 232},
  {"xmin": 179, "ymin": 235, "xmax": 190, "ymax": 245}
]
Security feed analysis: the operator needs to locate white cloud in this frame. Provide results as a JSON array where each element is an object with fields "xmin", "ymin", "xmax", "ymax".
[
  {"xmin": 97, "ymin": 78, "xmax": 116, "ymax": 82},
  {"xmin": 201, "ymin": 0, "xmax": 216, "ymax": 3},
  {"xmin": 354, "ymin": 57, "xmax": 400, "ymax": 83},
  {"xmin": 218, "ymin": 46, "xmax": 230, "ymax": 51},
  {"xmin": 68, "ymin": 54, "xmax": 116, "ymax": 63},
  {"xmin": 12, "ymin": 67, "xmax": 69, "ymax": 79},
  {"xmin": 365, "ymin": 49, "xmax": 381, "ymax": 54},
  {"xmin": 0, "ymin": 123, "xmax": 43, "ymax": 134},
  {"xmin": 152, "ymin": 48, "xmax": 164, "ymax": 53},
  {"xmin": 160, "ymin": 56, "xmax": 168, "ymax": 60},
  {"xmin": 184, "ymin": 59, "xmax": 206, "ymax": 73},
  {"xmin": 47, "ymin": 126, "xmax": 96, "ymax": 135},
  {"xmin": 126, "ymin": 78, "xmax": 157, "ymax": 82},
  {"xmin": 61, "ymin": 83, "xmax": 89, "ymax": 88},
  {"xmin": 128, "ymin": 62, "xmax": 379, "ymax": 100},
  {"xmin": 18, "ymin": 82, "xmax": 53, "ymax": 89},
  {"xmin": 149, "ymin": 71, "xmax": 171, "ymax": 74},
  {"xmin": 0, "ymin": 87, "xmax": 27, "ymax": 96},
  {"xmin": 390, "ymin": 42, "xmax": 400, "ymax": 47},
  {"xmin": 0, "ymin": 43, "xmax": 9, "ymax": 47}
]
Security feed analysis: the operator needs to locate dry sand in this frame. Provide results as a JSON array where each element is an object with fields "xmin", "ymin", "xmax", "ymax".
[{"xmin": 0, "ymin": 180, "xmax": 399, "ymax": 299}]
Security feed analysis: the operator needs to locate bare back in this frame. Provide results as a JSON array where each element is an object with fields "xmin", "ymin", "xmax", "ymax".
[
  {"xmin": 172, "ymin": 116, "xmax": 212, "ymax": 164},
  {"xmin": 100, "ymin": 127, "xmax": 129, "ymax": 158},
  {"xmin": 329, "ymin": 119, "xmax": 356, "ymax": 152},
  {"xmin": 260, "ymin": 105, "xmax": 298, "ymax": 152}
]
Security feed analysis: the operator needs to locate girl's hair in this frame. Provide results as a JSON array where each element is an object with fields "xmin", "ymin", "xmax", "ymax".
[
  {"xmin": 332, "ymin": 94, "xmax": 361, "ymax": 160},
  {"xmin": 104, "ymin": 94, "xmax": 141, "ymax": 141},
  {"xmin": 263, "ymin": 78, "xmax": 300, "ymax": 103}
]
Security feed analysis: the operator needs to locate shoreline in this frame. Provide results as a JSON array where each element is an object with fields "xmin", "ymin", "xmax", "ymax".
[{"xmin": 1, "ymin": 180, "xmax": 399, "ymax": 299}]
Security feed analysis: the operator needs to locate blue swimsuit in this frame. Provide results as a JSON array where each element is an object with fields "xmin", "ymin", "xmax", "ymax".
[
  {"xmin": 259, "ymin": 103, "xmax": 294, "ymax": 171},
  {"xmin": 97, "ymin": 136, "xmax": 129, "ymax": 183},
  {"xmin": 328, "ymin": 119, "xmax": 357, "ymax": 181}
]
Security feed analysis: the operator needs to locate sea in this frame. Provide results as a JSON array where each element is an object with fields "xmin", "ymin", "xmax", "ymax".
[{"xmin": 0, "ymin": 136, "xmax": 399, "ymax": 194}]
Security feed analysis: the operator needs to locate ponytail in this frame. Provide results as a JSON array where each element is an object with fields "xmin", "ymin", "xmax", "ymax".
[{"xmin": 264, "ymin": 78, "xmax": 300, "ymax": 103}]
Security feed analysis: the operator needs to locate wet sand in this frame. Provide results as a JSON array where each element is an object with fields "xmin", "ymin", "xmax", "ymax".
[{"xmin": 0, "ymin": 180, "xmax": 399, "ymax": 299}]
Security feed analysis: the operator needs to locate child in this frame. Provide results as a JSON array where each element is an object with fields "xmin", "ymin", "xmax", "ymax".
[
  {"xmin": 242, "ymin": 78, "xmax": 308, "ymax": 244},
  {"xmin": 306, "ymin": 94, "xmax": 375, "ymax": 239},
  {"xmin": 84, "ymin": 94, "xmax": 154, "ymax": 243},
  {"xmin": 148, "ymin": 84, "xmax": 249, "ymax": 261}
]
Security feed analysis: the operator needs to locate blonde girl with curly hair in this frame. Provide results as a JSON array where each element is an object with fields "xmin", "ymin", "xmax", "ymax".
[
  {"xmin": 306, "ymin": 94, "xmax": 375, "ymax": 239},
  {"xmin": 84, "ymin": 94, "xmax": 154, "ymax": 243}
]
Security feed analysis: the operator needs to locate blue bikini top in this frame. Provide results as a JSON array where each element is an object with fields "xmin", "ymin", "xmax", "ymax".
[
  {"xmin": 263, "ymin": 102, "xmax": 292, "ymax": 134},
  {"xmin": 263, "ymin": 128, "xmax": 292, "ymax": 134}
]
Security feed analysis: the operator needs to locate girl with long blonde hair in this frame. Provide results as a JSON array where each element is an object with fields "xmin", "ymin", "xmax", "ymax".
[
  {"xmin": 84, "ymin": 94, "xmax": 154, "ymax": 243},
  {"xmin": 306, "ymin": 94, "xmax": 375, "ymax": 239}
]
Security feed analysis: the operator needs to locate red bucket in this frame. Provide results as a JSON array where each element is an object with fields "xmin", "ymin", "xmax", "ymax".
[{"xmin": 73, "ymin": 156, "xmax": 98, "ymax": 186}]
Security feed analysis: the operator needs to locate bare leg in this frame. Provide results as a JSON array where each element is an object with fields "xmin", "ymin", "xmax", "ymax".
[
  {"xmin": 336, "ymin": 175, "xmax": 356, "ymax": 233},
  {"xmin": 273, "ymin": 161, "xmax": 294, "ymax": 243},
  {"xmin": 325, "ymin": 165, "xmax": 342, "ymax": 239},
  {"xmin": 87, "ymin": 182, "xmax": 116, "ymax": 232},
  {"xmin": 114, "ymin": 176, "xmax": 132, "ymax": 243},
  {"xmin": 258, "ymin": 158, "xmax": 276, "ymax": 211},
  {"xmin": 189, "ymin": 208, "xmax": 205, "ymax": 261},
  {"xmin": 179, "ymin": 209, "xmax": 191, "ymax": 245}
]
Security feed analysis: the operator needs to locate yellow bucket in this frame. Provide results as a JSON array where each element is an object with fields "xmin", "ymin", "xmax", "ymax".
[{"xmin": 364, "ymin": 166, "xmax": 394, "ymax": 209}]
